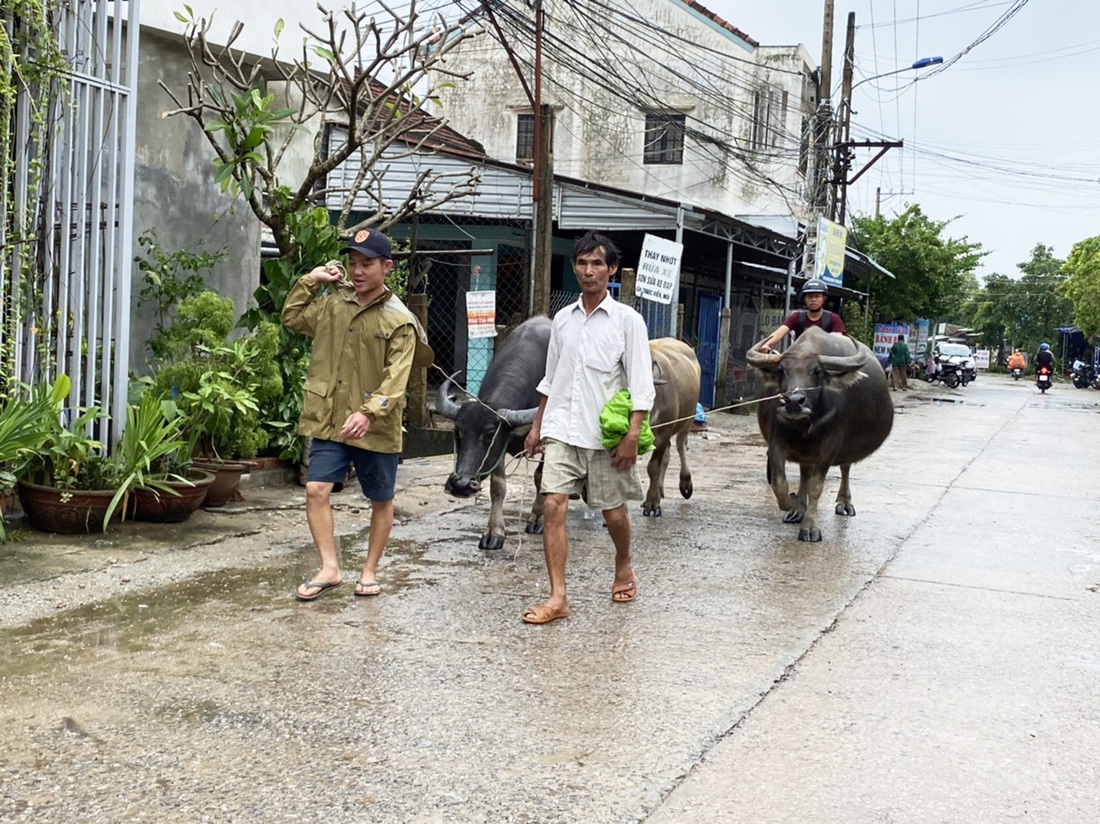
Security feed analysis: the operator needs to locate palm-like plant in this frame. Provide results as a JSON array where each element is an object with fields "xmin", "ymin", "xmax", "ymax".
[
  {"xmin": 0, "ymin": 376, "xmax": 70, "ymax": 539},
  {"xmin": 106, "ymin": 393, "xmax": 189, "ymax": 525}
]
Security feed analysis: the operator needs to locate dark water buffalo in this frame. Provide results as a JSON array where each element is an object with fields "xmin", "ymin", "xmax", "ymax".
[
  {"xmin": 746, "ymin": 326, "xmax": 893, "ymax": 542},
  {"xmin": 435, "ymin": 317, "xmax": 550, "ymax": 549},
  {"xmin": 642, "ymin": 338, "xmax": 702, "ymax": 516}
]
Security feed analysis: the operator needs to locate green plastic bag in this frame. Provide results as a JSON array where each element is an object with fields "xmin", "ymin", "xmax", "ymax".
[{"xmin": 599, "ymin": 390, "xmax": 654, "ymax": 455}]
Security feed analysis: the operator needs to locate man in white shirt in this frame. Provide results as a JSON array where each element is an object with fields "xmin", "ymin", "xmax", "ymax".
[{"xmin": 522, "ymin": 232, "xmax": 656, "ymax": 624}]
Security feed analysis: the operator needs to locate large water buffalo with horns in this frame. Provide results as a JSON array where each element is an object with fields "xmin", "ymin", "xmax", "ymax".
[
  {"xmin": 436, "ymin": 317, "xmax": 551, "ymax": 549},
  {"xmin": 642, "ymin": 339, "xmax": 702, "ymax": 517},
  {"xmin": 746, "ymin": 326, "xmax": 893, "ymax": 542}
]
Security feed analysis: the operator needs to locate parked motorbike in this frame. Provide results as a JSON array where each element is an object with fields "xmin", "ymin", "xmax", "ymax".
[
  {"xmin": 1070, "ymin": 362, "xmax": 1094, "ymax": 389},
  {"xmin": 1036, "ymin": 365, "xmax": 1053, "ymax": 394},
  {"xmin": 929, "ymin": 359, "xmax": 962, "ymax": 389}
]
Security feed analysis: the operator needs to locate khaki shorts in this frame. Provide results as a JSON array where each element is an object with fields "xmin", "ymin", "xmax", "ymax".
[{"xmin": 540, "ymin": 439, "xmax": 643, "ymax": 510}]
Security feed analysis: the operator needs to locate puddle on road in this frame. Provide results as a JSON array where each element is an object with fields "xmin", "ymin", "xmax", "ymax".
[
  {"xmin": 909, "ymin": 395, "xmax": 963, "ymax": 404},
  {"xmin": 0, "ymin": 534, "xmax": 474, "ymax": 680}
]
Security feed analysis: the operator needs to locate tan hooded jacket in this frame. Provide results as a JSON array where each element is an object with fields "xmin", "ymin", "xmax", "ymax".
[{"xmin": 281, "ymin": 275, "xmax": 431, "ymax": 454}]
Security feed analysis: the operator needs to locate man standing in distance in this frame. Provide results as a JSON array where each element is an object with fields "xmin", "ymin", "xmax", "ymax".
[
  {"xmin": 522, "ymin": 232, "xmax": 655, "ymax": 624},
  {"xmin": 888, "ymin": 334, "xmax": 913, "ymax": 391},
  {"xmin": 756, "ymin": 278, "xmax": 845, "ymax": 353},
  {"xmin": 282, "ymin": 229, "xmax": 430, "ymax": 601}
]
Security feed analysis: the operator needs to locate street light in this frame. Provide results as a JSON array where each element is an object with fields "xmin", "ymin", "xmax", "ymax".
[
  {"xmin": 833, "ymin": 55, "xmax": 944, "ymax": 223},
  {"xmin": 852, "ymin": 56, "xmax": 944, "ymax": 91}
]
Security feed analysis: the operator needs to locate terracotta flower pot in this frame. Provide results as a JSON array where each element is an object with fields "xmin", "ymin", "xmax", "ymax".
[
  {"xmin": 190, "ymin": 459, "xmax": 248, "ymax": 507},
  {"xmin": 130, "ymin": 470, "xmax": 216, "ymax": 522},
  {"xmin": 16, "ymin": 481, "xmax": 121, "ymax": 534}
]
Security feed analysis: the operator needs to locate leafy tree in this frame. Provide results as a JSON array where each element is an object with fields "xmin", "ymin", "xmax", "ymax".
[
  {"xmin": 840, "ymin": 299, "xmax": 872, "ymax": 348},
  {"xmin": 848, "ymin": 205, "xmax": 985, "ymax": 323},
  {"xmin": 965, "ymin": 273, "xmax": 1020, "ymax": 364},
  {"xmin": 1060, "ymin": 236, "xmax": 1100, "ymax": 339},
  {"xmin": 1014, "ymin": 244, "xmax": 1073, "ymax": 354},
  {"xmin": 159, "ymin": 2, "xmax": 480, "ymax": 260}
]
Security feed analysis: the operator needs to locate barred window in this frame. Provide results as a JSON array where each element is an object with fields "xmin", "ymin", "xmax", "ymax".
[
  {"xmin": 516, "ymin": 114, "xmax": 535, "ymax": 164},
  {"xmin": 751, "ymin": 87, "xmax": 786, "ymax": 151},
  {"xmin": 643, "ymin": 112, "xmax": 685, "ymax": 165}
]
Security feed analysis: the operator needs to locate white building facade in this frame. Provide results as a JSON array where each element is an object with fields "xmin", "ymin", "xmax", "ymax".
[{"xmin": 433, "ymin": 0, "xmax": 817, "ymax": 223}]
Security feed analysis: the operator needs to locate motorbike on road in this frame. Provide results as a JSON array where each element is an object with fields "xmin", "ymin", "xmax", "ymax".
[
  {"xmin": 928, "ymin": 359, "xmax": 963, "ymax": 389},
  {"xmin": 1010, "ymin": 366, "xmax": 1023, "ymax": 381},
  {"xmin": 1036, "ymin": 365, "xmax": 1053, "ymax": 394},
  {"xmin": 1070, "ymin": 361, "xmax": 1095, "ymax": 389}
]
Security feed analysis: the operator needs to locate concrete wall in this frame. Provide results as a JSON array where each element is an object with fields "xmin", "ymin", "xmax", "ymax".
[
  {"xmin": 432, "ymin": 0, "xmax": 816, "ymax": 222},
  {"xmin": 130, "ymin": 29, "xmax": 261, "ymax": 373}
]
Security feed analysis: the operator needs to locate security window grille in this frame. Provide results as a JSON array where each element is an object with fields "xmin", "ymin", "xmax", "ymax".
[
  {"xmin": 751, "ymin": 88, "xmax": 786, "ymax": 151},
  {"xmin": 644, "ymin": 113, "xmax": 685, "ymax": 165},
  {"xmin": 516, "ymin": 114, "xmax": 535, "ymax": 164}
]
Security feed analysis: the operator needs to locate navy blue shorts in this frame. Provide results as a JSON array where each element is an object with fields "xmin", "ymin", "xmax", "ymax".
[{"xmin": 307, "ymin": 439, "xmax": 399, "ymax": 502}]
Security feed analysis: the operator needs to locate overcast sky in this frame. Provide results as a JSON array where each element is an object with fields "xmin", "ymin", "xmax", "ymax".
[
  {"xmin": 705, "ymin": 0, "xmax": 1100, "ymax": 281},
  {"xmin": 150, "ymin": 1, "xmax": 1099, "ymax": 282}
]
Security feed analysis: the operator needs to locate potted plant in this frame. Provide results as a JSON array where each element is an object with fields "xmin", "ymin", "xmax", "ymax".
[
  {"xmin": 114, "ymin": 392, "xmax": 215, "ymax": 523},
  {"xmin": 0, "ymin": 377, "xmax": 63, "ymax": 540},
  {"xmin": 149, "ymin": 291, "xmax": 283, "ymax": 505},
  {"xmin": 14, "ymin": 376, "xmax": 126, "ymax": 534}
]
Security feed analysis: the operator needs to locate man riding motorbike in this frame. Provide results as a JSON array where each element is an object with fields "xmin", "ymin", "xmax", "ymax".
[
  {"xmin": 1035, "ymin": 343, "xmax": 1054, "ymax": 393},
  {"xmin": 1007, "ymin": 349, "xmax": 1026, "ymax": 380}
]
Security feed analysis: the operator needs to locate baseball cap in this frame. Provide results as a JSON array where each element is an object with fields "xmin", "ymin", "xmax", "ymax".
[{"xmin": 342, "ymin": 228, "xmax": 393, "ymax": 260}]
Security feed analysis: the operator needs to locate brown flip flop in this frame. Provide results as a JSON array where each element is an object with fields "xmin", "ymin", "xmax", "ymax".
[
  {"xmin": 611, "ymin": 578, "xmax": 638, "ymax": 603},
  {"xmin": 522, "ymin": 603, "xmax": 570, "ymax": 624}
]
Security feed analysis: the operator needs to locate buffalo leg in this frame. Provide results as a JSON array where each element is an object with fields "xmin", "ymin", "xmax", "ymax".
[
  {"xmin": 642, "ymin": 435, "xmax": 671, "ymax": 517},
  {"xmin": 769, "ymin": 443, "xmax": 800, "ymax": 518},
  {"xmin": 834, "ymin": 463, "xmax": 856, "ymax": 516},
  {"xmin": 479, "ymin": 464, "xmax": 508, "ymax": 550},
  {"xmin": 676, "ymin": 428, "xmax": 693, "ymax": 499},
  {"xmin": 797, "ymin": 465, "xmax": 825, "ymax": 542},
  {"xmin": 525, "ymin": 459, "xmax": 545, "ymax": 534}
]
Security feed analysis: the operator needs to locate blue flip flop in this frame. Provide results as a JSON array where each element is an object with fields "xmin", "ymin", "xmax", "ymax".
[{"xmin": 295, "ymin": 579, "xmax": 343, "ymax": 602}]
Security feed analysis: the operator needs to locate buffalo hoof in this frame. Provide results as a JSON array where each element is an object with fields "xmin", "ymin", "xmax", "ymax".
[
  {"xmin": 798, "ymin": 527, "xmax": 822, "ymax": 542},
  {"xmin": 478, "ymin": 533, "xmax": 505, "ymax": 550},
  {"xmin": 524, "ymin": 520, "xmax": 544, "ymax": 535},
  {"xmin": 783, "ymin": 510, "xmax": 804, "ymax": 524},
  {"xmin": 642, "ymin": 504, "xmax": 662, "ymax": 517},
  {"xmin": 835, "ymin": 503, "xmax": 857, "ymax": 517},
  {"xmin": 680, "ymin": 480, "xmax": 693, "ymax": 499}
]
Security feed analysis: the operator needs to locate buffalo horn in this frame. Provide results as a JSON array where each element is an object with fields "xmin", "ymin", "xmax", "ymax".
[
  {"xmin": 817, "ymin": 352, "xmax": 866, "ymax": 375},
  {"xmin": 435, "ymin": 372, "xmax": 463, "ymax": 419},
  {"xmin": 498, "ymin": 406, "xmax": 539, "ymax": 428},
  {"xmin": 745, "ymin": 339, "xmax": 783, "ymax": 369}
]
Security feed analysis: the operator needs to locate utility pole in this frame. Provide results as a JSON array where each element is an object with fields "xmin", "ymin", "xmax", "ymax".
[
  {"xmin": 833, "ymin": 11, "xmax": 856, "ymax": 224},
  {"xmin": 481, "ymin": 0, "xmax": 552, "ymax": 318},
  {"xmin": 803, "ymin": 0, "xmax": 835, "ymax": 278},
  {"xmin": 531, "ymin": 1, "xmax": 553, "ymax": 318}
]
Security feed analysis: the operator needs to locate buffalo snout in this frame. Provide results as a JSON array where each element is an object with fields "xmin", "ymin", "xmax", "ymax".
[
  {"xmin": 782, "ymin": 387, "xmax": 809, "ymax": 415},
  {"xmin": 445, "ymin": 475, "xmax": 480, "ymax": 498}
]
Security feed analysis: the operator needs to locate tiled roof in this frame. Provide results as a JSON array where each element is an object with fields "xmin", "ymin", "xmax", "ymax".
[{"xmin": 677, "ymin": 0, "xmax": 759, "ymax": 47}]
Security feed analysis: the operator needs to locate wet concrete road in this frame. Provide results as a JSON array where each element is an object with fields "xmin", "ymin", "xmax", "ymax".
[{"xmin": 1, "ymin": 376, "xmax": 1097, "ymax": 821}]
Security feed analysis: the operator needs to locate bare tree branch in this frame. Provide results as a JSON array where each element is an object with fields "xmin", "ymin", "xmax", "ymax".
[{"xmin": 159, "ymin": 1, "xmax": 479, "ymax": 259}]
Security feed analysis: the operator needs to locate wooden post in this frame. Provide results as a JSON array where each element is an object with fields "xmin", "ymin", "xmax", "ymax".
[
  {"xmin": 619, "ymin": 267, "xmax": 636, "ymax": 305},
  {"xmin": 715, "ymin": 306, "xmax": 732, "ymax": 407},
  {"xmin": 676, "ymin": 303, "xmax": 685, "ymax": 340},
  {"xmin": 407, "ymin": 293, "xmax": 430, "ymax": 427}
]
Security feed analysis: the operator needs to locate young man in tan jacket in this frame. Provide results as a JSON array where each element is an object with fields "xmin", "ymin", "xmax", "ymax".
[{"xmin": 281, "ymin": 229, "xmax": 430, "ymax": 601}]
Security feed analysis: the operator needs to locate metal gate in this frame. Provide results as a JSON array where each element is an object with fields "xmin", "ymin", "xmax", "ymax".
[
  {"xmin": 2, "ymin": 0, "xmax": 140, "ymax": 437},
  {"xmin": 697, "ymin": 292, "xmax": 722, "ymax": 407}
]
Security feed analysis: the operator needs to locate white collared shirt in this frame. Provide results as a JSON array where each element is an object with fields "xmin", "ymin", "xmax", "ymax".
[{"xmin": 537, "ymin": 292, "xmax": 655, "ymax": 449}]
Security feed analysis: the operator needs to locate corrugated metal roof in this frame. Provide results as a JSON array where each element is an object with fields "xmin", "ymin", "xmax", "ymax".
[{"xmin": 557, "ymin": 184, "xmax": 682, "ymax": 231}]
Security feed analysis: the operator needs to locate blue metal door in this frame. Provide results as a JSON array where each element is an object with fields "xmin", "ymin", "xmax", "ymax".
[{"xmin": 697, "ymin": 292, "xmax": 721, "ymax": 407}]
